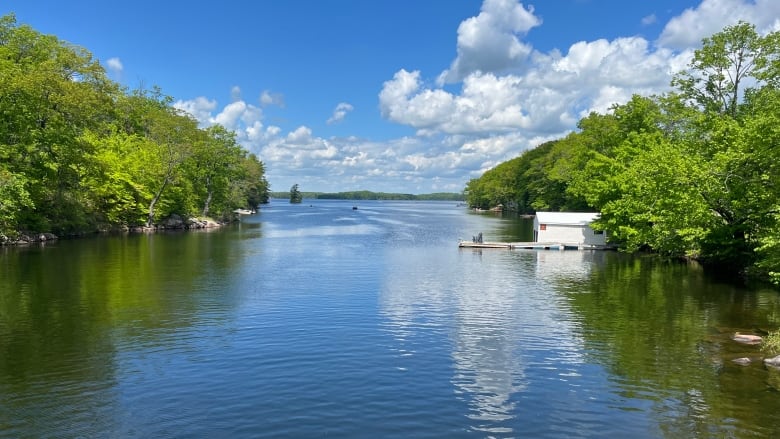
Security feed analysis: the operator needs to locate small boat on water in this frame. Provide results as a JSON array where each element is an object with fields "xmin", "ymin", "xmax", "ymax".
[{"xmin": 233, "ymin": 208, "xmax": 255, "ymax": 215}]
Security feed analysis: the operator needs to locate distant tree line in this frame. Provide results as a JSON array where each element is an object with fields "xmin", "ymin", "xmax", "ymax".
[
  {"xmin": 269, "ymin": 191, "xmax": 319, "ymax": 200},
  {"xmin": 0, "ymin": 14, "xmax": 269, "ymax": 236},
  {"xmin": 316, "ymin": 190, "xmax": 464, "ymax": 200},
  {"xmin": 268, "ymin": 190, "xmax": 464, "ymax": 201},
  {"xmin": 465, "ymin": 22, "xmax": 780, "ymax": 283}
]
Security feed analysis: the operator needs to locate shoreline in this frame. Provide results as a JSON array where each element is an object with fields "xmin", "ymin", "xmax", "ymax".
[{"xmin": 0, "ymin": 215, "xmax": 228, "ymax": 246}]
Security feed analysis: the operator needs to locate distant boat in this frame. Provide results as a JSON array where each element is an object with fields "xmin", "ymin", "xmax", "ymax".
[
  {"xmin": 233, "ymin": 208, "xmax": 254, "ymax": 215},
  {"xmin": 352, "ymin": 206, "xmax": 358, "ymax": 210}
]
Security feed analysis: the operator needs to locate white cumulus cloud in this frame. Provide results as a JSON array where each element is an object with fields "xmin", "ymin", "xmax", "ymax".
[
  {"xmin": 106, "ymin": 57, "xmax": 123, "ymax": 75},
  {"xmin": 175, "ymin": 0, "xmax": 776, "ymax": 194},
  {"xmin": 231, "ymin": 86, "xmax": 242, "ymax": 101},
  {"xmin": 260, "ymin": 90, "xmax": 285, "ymax": 107},
  {"xmin": 437, "ymin": 0, "xmax": 541, "ymax": 84},
  {"xmin": 174, "ymin": 96, "xmax": 273, "ymax": 146},
  {"xmin": 380, "ymin": 32, "xmax": 680, "ymax": 138},
  {"xmin": 173, "ymin": 97, "xmax": 217, "ymax": 124},
  {"xmin": 658, "ymin": 0, "xmax": 780, "ymax": 49},
  {"xmin": 327, "ymin": 102, "xmax": 354, "ymax": 124}
]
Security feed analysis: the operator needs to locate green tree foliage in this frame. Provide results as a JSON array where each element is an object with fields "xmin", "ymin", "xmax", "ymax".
[
  {"xmin": 464, "ymin": 22, "xmax": 780, "ymax": 283},
  {"xmin": 659, "ymin": 22, "xmax": 779, "ymax": 272},
  {"xmin": 465, "ymin": 140, "xmax": 588, "ymax": 212},
  {"xmin": 0, "ymin": 167, "xmax": 32, "ymax": 235},
  {"xmin": 289, "ymin": 184, "xmax": 303, "ymax": 203},
  {"xmin": 742, "ymin": 86, "xmax": 780, "ymax": 281},
  {"xmin": 186, "ymin": 125, "xmax": 239, "ymax": 217},
  {"xmin": 0, "ymin": 14, "xmax": 269, "ymax": 234},
  {"xmin": 235, "ymin": 153, "xmax": 269, "ymax": 208},
  {"xmin": 671, "ymin": 21, "xmax": 777, "ymax": 117},
  {"xmin": 79, "ymin": 129, "xmax": 150, "ymax": 226},
  {"xmin": 0, "ymin": 14, "xmax": 119, "ymax": 232}
]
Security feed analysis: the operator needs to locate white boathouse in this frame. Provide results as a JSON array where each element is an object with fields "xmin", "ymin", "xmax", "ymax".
[{"xmin": 533, "ymin": 212, "xmax": 606, "ymax": 247}]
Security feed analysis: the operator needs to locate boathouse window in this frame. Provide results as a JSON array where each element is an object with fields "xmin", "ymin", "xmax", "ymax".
[
  {"xmin": 540, "ymin": 224, "xmax": 546, "ymax": 230},
  {"xmin": 594, "ymin": 230, "xmax": 604, "ymax": 235}
]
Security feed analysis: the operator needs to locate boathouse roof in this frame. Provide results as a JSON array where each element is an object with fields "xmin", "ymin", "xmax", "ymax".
[{"xmin": 535, "ymin": 212, "xmax": 600, "ymax": 226}]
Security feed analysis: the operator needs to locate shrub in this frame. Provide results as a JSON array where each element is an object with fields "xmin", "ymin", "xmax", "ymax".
[{"xmin": 762, "ymin": 330, "xmax": 780, "ymax": 356}]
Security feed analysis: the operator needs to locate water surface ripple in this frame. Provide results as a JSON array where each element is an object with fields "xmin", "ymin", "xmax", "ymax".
[{"xmin": 2, "ymin": 200, "xmax": 780, "ymax": 438}]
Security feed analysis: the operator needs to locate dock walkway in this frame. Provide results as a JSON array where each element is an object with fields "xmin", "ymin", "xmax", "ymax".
[{"xmin": 458, "ymin": 240, "xmax": 611, "ymax": 250}]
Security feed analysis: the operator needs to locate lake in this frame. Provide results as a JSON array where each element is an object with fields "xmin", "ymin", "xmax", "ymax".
[{"xmin": 2, "ymin": 199, "xmax": 780, "ymax": 438}]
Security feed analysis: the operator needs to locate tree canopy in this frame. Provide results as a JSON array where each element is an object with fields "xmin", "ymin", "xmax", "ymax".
[
  {"xmin": 464, "ymin": 21, "xmax": 780, "ymax": 283},
  {"xmin": 0, "ymin": 14, "xmax": 269, "ymax": 235}
]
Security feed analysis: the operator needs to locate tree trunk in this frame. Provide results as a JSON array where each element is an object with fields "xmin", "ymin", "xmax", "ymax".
[
  {"xmin": 146, "ymin": 178, "xmax": 169, "ymax": 227},
  {"xmin": 202, "ymin": 176, "xmax": 212, "ymax": 217}
]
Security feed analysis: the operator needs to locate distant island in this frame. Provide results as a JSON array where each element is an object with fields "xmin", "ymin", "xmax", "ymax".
[{"xmin": 268, "ymin": 190, "xmax": 464, "ymax": 201}]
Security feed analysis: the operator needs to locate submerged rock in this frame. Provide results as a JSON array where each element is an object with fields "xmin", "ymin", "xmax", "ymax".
[
  {"xmin": 733, "ymin": 333, "xmax": 763, "ymax": 345},
  {"xmin": 764, "ymin": 355, "xmax": 780, "ymax": 367},
  {"xmin": 732, "ymin": 357, "xmax": 752, "ymax": 366}
]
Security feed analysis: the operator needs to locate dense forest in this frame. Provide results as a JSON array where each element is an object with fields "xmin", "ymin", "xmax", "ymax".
[
  {"xmin": 465, "ymin": 22, "xmax": 780, "ymax": 283},
  {"xmin": 0, "ymin": 14, "xmax": 269, "ymax": 237}
]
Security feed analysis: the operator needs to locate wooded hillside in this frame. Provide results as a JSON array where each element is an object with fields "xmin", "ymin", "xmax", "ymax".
[
  {"xmin": 0, "ymin": 14, "xmax": 269, "ymax": 236},
  {"xmin": 465, "ymin": 22, "xmax": 780, "ymax": 282}
]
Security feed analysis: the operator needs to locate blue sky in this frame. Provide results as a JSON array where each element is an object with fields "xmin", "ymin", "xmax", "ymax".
[{"xmin": 5, "ymin": 1, "xmax": 780, "ymax": 194}]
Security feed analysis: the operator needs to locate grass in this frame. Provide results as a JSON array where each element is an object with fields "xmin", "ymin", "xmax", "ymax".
[{"xmin": 762, "ymin": 330, "xmax": 780, "ymax": 356}]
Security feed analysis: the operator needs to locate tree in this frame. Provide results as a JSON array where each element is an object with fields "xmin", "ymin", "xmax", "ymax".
[
  {"xmin": 0, "ymin": 167, "xmax": 33, "ymax": 235},
  {"xmin": 0, "ymin": 13, "xmax": 119, "ymax": 232},
  {"xmin": 667, "ymin": 23, "xmax": 780, "ymax": 271},
  {"xmin": 736, "ymin": 86, "xmax": 780, "ymax": 279},
  {"xmin": 591, "ymin": 132, "xmax": 716, "ymax": 256},
  {"xmin": 460, "ymin": 22, "xmax": 780, "ymax": 282},
  {"xmin": 671, "ymin": 21, "xmax": 779, "ymax": 117},
  {"xmin": 186, "ymin": 125, "xmax": 243, "ymax": 217},
  {"xmin": 79, "ymin": 129, "xmax": 149, "ymax": 227},
  {"xmin": 0, "ymin": 14, "xmax": 271, "ymax": 233},
  {"xmin": 575, "ymin": 24, "xmax": 780, "ymax": 274},
  {"xmin": 239, "ymin": 154, "xmax": 269, "ymax": 208},
  {"xmin": 135, "ymin": 102, "xmax": 197, "ymax": 226},
  {"xmin": 464, "ymin": 140, "xmax": 585, "ymax": 212},
  {"xmin": 289, "ymin": 184, "xmax": 302, "ymax": 204}
]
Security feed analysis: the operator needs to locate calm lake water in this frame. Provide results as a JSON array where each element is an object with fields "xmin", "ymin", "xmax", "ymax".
[{"xmin": 2, "ymin": 199, "xmax": 780, "ymax": 438}]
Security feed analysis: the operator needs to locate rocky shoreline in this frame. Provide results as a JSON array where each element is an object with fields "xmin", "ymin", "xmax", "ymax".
[{"xmin": 1, "ymin": 214, "xmax": 226, "ymax": 246}]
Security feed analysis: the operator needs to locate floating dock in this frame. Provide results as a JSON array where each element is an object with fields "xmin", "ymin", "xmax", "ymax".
[{"xmin": 458, "ymin": 240, "xmax": 611, "ymax": 250}]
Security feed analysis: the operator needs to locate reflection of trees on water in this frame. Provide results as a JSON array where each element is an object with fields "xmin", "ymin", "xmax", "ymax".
[
  {"xmin": 563, "ymin": 252, "xmax": 780, "ymax": 437},
  {"xmin": 379, "ymin": 248, "xmax": 595, "ymax": 435},
  {"xmin": 0, "ymin": 231, "xmax": 243, "ymax": 437}
]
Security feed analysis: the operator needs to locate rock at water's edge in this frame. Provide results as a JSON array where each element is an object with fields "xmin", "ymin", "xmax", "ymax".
[
  {"xmin": 733, "ymin": 333, "xmax": 763, "ymax": 345},
  {"xmin": 764, "ymin": 355, "xmax": 780, "ymax": 366}
]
